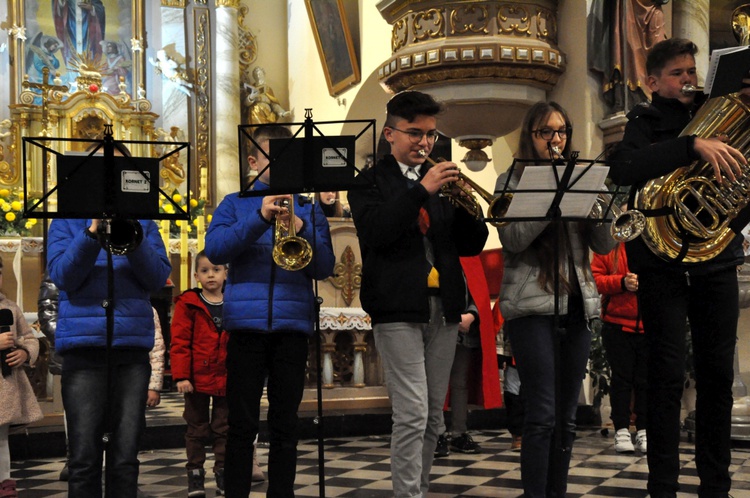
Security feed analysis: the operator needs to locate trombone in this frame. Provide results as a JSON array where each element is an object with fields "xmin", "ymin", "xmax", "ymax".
[{"xmin": 418, "ymin": 150, "xmax": 511, "ymax": 227}]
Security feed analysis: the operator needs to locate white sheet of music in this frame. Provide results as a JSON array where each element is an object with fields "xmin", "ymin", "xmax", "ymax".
[{"xmin": 503, "ymin": 165, "xmax": 610, "ymax": 219}]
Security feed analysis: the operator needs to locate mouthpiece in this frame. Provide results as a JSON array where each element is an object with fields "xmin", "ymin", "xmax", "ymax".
[
  {"xmin": 418, "ymin": 149, "xmax": 438, "ymax": 166},
  {"xmin": 550, "ymin": 145, "xmax": 562, "ymax": 159},
  {"xmin": 681, "ymin": 84, "xmax": 703, "ymax": 95}
]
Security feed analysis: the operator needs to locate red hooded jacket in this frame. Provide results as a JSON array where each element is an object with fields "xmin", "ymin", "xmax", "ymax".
[
  {"xmin": 591, "ymin": 244, "xmax": 643, "ymax": 333},
  {"xmin": 170, "ymin": 289, "xmax": 229, "ymax": 396}
]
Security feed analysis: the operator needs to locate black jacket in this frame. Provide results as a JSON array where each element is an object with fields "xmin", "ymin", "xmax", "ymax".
[
  {"xmin": 348, "ymin": 155, "xmax": 488, "ymax": 325},
  {"xmin": 609, "ymin": 92, "xmax": 743, "ymax": 274}
]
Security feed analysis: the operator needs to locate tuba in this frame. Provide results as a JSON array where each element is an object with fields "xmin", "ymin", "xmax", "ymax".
[
  {"xmin": 635, "ymin": 93, "xmax": 750, "ymax": 262},
  {"xmin": 272, "ymin": 197, "xmax": 312, "ymax": 271}
]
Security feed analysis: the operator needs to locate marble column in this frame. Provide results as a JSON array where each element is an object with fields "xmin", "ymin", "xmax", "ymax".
[
  {"xmin": 672, "ymin": 0, "xmax": 710, "ymax": 86},
  {"xmin": 215, "ymin": 1, "xmax": 241, "ymax": 200}
]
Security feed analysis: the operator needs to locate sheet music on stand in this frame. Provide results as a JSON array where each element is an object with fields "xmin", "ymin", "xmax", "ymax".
[{"xmin": 501, "ymin": 162, "xmax": 609, "ymax": 221}]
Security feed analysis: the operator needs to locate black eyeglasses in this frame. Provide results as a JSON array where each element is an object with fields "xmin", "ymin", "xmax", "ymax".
[
  {"xmin": 532, "ymin": 128, "xmax": 570, "ymax": 140},
  {"xmin": 389, "ymin": 127, "xmax": 440, "ymax": 144}
]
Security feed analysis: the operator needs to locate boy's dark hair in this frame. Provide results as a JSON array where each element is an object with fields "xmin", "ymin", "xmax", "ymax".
[
  {"xmin": 646, "ymin": 38, "xmax": 698, "ymax": 76},
  {"xmin": 194, "ymin": 250, "xmax": 226, "ymax": 271},
  {"xmin": 384, "ymin": 91, "xmax": 442, "ymax": 127},
  {"xmin": 246, "ymin": 125, "xmax": 293, "ymax": 159}
]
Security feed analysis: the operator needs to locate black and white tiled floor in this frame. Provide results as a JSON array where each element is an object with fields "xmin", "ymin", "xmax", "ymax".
[{"xmin": 11, "ymin": 427, "xmax": 750, "ymax": 497}]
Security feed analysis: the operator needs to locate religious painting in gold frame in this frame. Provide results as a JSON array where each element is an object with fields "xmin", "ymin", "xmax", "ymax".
[
  {"xmin": 10, "ymin": 0, "xmax": 145, "ymax": 103},
  {"xmin": 304, "ymin": 0, "xmax": 360, "ymax": 97}
]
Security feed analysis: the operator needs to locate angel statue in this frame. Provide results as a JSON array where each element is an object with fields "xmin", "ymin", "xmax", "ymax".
[
  {"xmin": 243, "ymin": 66, "xmax": 291, "ymax": 124},
  {"xmin": 155, "ymin": 126, "xmax": 187, "ymax": 189},
  {"xmin": 149, "ymin": 49, "xmax": 193, "ymax": 96}
]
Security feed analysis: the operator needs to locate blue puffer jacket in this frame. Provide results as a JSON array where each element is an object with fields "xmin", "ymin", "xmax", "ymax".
[
  {"xmin": 204, "ymin": 185, "xmax": 335, "ymax": 335},
  {"xmin": 47, "ymin": 219, "xmax": 172, "ymax": 354}
]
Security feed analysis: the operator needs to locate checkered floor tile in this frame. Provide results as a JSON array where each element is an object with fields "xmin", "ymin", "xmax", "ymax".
[{"xmin": 11, "ymin": 428, "xmax": 750, "ymax": 497}]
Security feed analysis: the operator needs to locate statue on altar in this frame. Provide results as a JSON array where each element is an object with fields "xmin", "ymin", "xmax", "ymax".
[
  {"xmin": 243, "ymin": 66, "xmax": 291, "ymax": 124},
  {"xmin": 155, "ymin": 126, "xmax": 187, "ymax": 190},
  {"xmin": 149, "ymin": 49, "xmax": 193, "ymax": 96}
]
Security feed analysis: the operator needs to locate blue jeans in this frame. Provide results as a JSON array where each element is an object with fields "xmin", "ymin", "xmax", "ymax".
[
  {"xmin": 224, "ymin": 331, "xmax": 309, "ymax": 498},
  {"xmin": 639, "ymin": 269, "xmax": 737, "ymax": 497},
  {"xmin": 62, "ymin": 362, "xmax": 150, "ymax": 498},
  {"xmin": 507, "ymin": 315, "xmax": 591, "ymax": 498}
]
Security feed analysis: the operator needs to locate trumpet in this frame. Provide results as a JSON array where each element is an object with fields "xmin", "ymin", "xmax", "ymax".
[
  {"xmin": 418, "ymin": 150, "xmax": 511, "ymax": 227},
  {"xmin": 590, "ymin": 193, "xmax": 646, "ymax": 242},
  {"xmin": 272, "ymin": 197, "xmax": 312, "ymax": 271}
]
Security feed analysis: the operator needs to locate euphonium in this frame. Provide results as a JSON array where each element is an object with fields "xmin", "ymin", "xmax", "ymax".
[
  {"xmin": 418, "ymin": 150, "xmax": 511, "ymax": 227},
  {"xmin": 272, "ymin": 197, "xmax": 312, "ymax": 271},
  {"xmin": 634, "ymin": 92, "xmax": 750, "ymax": 262}
]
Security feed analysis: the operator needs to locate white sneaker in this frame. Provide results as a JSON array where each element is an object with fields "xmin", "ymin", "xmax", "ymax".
[
  {"xmin": 635, "ymin": 429, "xmax": 647, "ymax": 453},
  {"xmin": 614, "ymin": 428, "xmax": 634, "ymax": 453}
]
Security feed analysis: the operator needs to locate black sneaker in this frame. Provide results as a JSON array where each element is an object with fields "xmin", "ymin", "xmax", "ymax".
[
  {"xmin": 187, "ymin": 468, "xmax": 206, "ymax": 497},
  {"xmin": 451, "ymin": 433, "xmax": 480, "ymax": 454},
  {"xmin": 434, "ymin": 433, "xmax": 450, "ymax": 458},
  {"xmin": 215, "ymin": 468, "xmax": 225, "ymax": 496}
]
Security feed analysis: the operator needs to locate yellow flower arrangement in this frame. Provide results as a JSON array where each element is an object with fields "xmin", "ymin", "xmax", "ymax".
[
  {"xmin": 159, "ymin": 189, "xmax": 207, "ymax": 239},
  {"xmin": 0, "ymin": 187, "xmax": 38, "ymax": 237}
]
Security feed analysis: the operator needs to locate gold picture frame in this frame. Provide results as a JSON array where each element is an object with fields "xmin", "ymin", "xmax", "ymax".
[{"xmin": 304, "ymin": 0, "xmax": 360, "ymax": 97}]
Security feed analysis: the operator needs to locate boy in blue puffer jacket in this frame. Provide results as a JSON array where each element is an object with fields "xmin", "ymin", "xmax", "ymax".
[
  {"xmin": 47, "ymin": 217, "xmax": 171, "ymax": 497},
  {"xmin": 205, "ymin": 125, "xmax": 335, "ymax": 497}
]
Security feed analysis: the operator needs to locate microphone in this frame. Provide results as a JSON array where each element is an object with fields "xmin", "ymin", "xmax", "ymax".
[{"xmin": 0, "ymin": 308, "xmax": 13, "ymax": 377}]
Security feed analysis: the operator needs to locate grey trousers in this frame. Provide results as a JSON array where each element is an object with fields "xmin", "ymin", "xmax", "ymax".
[{"xmin": 374, "ymin": 297, "xmax": 458, "ymax": 498}]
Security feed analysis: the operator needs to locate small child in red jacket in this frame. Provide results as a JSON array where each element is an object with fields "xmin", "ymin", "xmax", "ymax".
[
  {"xmin": 591, "ymin": 240, "xmax": 647, "ymax": 455},
  {"xmin": 171, "ymin": 250, "xmax": 232, "ymax": 496}
]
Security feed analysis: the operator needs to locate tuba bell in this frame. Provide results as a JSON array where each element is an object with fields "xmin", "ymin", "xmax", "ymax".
[{"xmin": 272, "ymin": 197, "xmax": 312, "ymax": 271}]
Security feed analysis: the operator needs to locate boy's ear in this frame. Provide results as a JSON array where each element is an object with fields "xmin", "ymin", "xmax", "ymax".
[
  {"xmin": 646, "ymin": 73, "xmax": 659, "ymax": 94},
  {"xmin": 247, "ymin": 155, "xmax": 258, "ymax": 172}
]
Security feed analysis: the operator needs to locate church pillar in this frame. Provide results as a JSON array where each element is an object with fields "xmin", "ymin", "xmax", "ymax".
[
  {"xmin": 215, "ymin": 0, "xmax": 242, "ymax": 200},
  {"xmin": 672, "ymin": 0, "xmax": 710, "ymax": 86}
]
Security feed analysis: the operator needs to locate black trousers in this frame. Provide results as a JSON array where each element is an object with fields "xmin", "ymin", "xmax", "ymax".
[
  {"xmin": 601, "ymin": 322, "xmax": 648, "ymax": 431},
  {"xmin": 639, "ymin": 268, "xmax": 737, "ymax": 497},
  {"xmin": 223, "ymin": 331, "xmax": 309, "ymax": 498}
]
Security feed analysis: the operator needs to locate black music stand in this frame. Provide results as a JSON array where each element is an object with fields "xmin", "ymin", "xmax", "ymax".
[
  {"xmin": 490, "ymin": 149, "xmax": 628, "ymax": 494},
  {"xmin": 22, "ymin": 125, "xmax": 190, "ymax": 498},
  {"xmin": 238, "ymin": 110, "xmax": 375, "ymax": 498}
]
